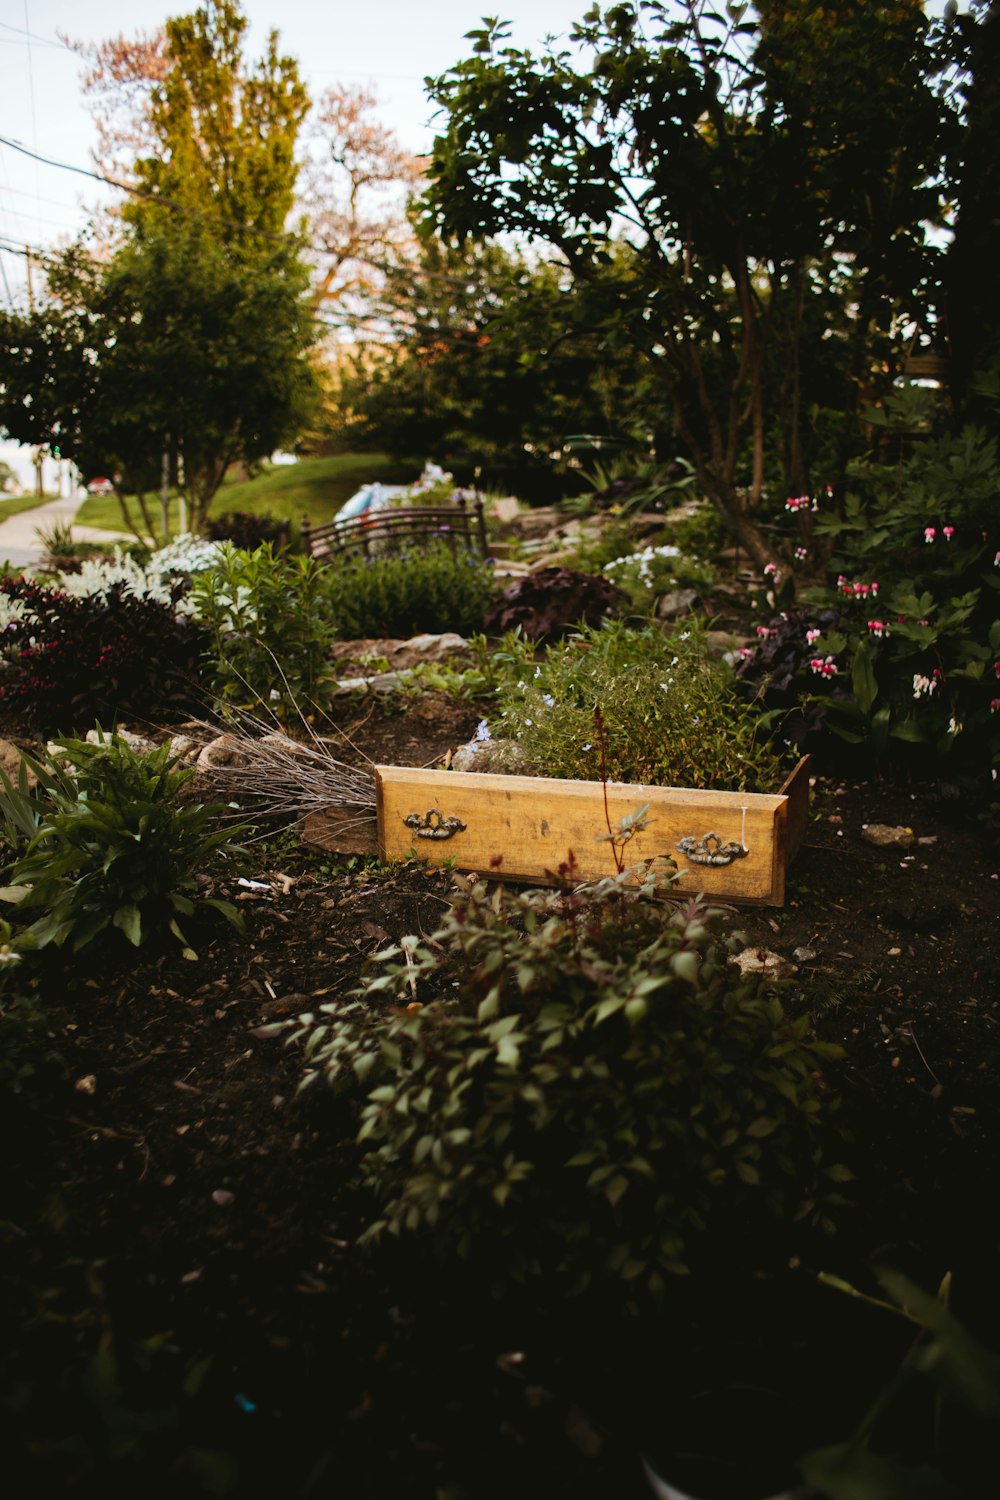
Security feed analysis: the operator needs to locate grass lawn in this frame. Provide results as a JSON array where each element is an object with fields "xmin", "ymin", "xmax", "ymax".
[
  {"xmin": 0, "ymin": 493, "xmax": 60, "ymax": 520},
  {"xmin": 74, "ymin": 453, "xmax": 419, "ymax": 538}
]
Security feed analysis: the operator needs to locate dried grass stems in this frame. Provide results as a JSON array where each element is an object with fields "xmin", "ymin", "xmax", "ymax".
[{"xmin": 198, "ymin": 693, "xmax": 377, "ymax": 835}]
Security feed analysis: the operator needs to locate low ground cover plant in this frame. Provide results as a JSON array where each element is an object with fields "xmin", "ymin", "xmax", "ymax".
[
  {"xmin": 486, "ymin": 619, "xmax": 785, "ymax": 791},
  {"xmin": 323, "ymin": 543, "xmax": 498, "ymax": 640},
  {"xmin": 292, "ymin": 871, "xmax": 845, "ymax": 1297},
  {"xmin": 0, "ymin": 732, "xmax": 244, "ymax": 959}
]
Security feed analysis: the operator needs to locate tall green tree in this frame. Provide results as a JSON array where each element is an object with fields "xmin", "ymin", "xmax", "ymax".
[
  {"xmin": 130, "ymin": 0, "xmax": 308, "ymax": 239},
  {"xmin": 422, "ymin": 1, "xmax": 955, "ymax": 565},
  {"xmin": 328, "ymin": 235, "xmax": 656, "ymax": 492},
  {"xmin": 0, "ymin": 1, "xmax": 319, "ymax": 539},
  {"xmin": 0, "ymin": 228, "xmax": 318, "ymax": 542}
]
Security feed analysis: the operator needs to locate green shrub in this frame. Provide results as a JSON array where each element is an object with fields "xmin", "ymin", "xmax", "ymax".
[
  {"xmin": 488, "ymin": 619, "xmax": 784, "ymax": 791},
  {"xmin": 294, "ymin": 873, "xmax": 845, "ymax": 1296},
  {"xmin": 324, "ymin": 544, "xmax": 498, "ymax": 640},
  {"xmin": 0, "ymin": 733, "xmax": 244, "ymax": 959},
  {"xmin": 189, "ymin": 543, "xmax": 337, "ymax": 716}
]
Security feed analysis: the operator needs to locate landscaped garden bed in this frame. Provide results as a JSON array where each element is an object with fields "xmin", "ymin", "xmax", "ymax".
[{"xmin": 1, "ymin": 468, "xmax": 998, "ymax": 1497}]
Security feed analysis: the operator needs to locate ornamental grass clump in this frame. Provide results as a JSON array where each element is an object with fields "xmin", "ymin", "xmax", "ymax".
[
  {"xmin": 0, "ymin": 732, "xmax": 244, "ymax": 959},
  {"xmin": 291, "ymin": 872, "xmax": 846, "ymax": 1298},
  {"xmin": 489, "ymin": 619, "xmax": 784, "ymax": 791}
]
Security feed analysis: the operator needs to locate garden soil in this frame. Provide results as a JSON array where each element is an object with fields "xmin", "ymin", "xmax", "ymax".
[{"xmin": 2, "ymin": 691, "xmax": 999, "ymax": 1498}]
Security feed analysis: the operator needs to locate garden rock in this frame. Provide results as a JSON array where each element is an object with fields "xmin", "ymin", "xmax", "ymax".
[
  {"xmin": 333, "ymin": 633, "xmax": 470, "ymax": 672},
  {"xmin": 862, "ymin": 823, "xmax": 916, "ymax": 849},
  {"xmin": 728, "ymin": 946, "xmax": 799, "ymax": 980},
  {"xmin": 656, "ymin": 587, "xmax": 700, "ymax": 619},
  {"xmin": 450, "ymin": 737, "xmax": 532, "ymax": 774},
  {"xmin": 85, "ymin": 726, "xmax": 156, "ymax": 755}
]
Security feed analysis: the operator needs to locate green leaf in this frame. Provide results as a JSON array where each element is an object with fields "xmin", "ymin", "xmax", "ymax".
[
  {"xmin": 112, "ymin": 904, "xmax": 143, "ymax": 946},
  {"xmin": 850, "ymin": 639, "xmax": 879, "ymax": 716}
]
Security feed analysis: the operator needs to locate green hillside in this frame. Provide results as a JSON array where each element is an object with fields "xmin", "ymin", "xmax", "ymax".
[{"xmin": 75, "ymin": 453, "xmax": 420, "ymax": 537}]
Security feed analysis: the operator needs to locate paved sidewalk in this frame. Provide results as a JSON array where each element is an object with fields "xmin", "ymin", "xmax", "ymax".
[{"xmin": 0, "ymin": 494, "xmax": 135, "ymax": 569}]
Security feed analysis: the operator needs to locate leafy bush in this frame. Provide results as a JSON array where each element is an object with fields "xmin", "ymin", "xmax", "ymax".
[
  {"xmin": 293, "ymin": 873, "xmax": 845, "ymax": 1296},
  {"xmin": 752, "ymin": 403, "xmax": 1000, "ymax": 773},
  {"xmin": 189, "ymin": 543, "xmax": 337, "ymax": 716},
  {"xmin": 482, "ymin": 565, "xmax": 626, "ymax": 641},
  {"xmin": 0, "ymin": 574, "xmax": 209, "ymax": 734},
  {"xmin": 488, "ymin": 619, "xmax": 784, "ymax": 792},
  {"xmin": 0, "ymin": 733, "xmax": 244, "ymax": 958},
  {"xmin": 205, "ymin": 511, "xmax": 290, "ymax": 550},
  {"xmin": 324, "ymin": 544, "xmax": 498, "ymax": 640}
]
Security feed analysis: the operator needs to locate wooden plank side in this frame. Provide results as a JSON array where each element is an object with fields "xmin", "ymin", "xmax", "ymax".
[
  {"xmin": 778, "ymin": 755, "xmax": 812, "ymax": 866},
  {"xmin": 375, "ymin": 766, "xmax": 786, "ymax": 903},
  {"xmin": 299, "ymin": 809, "xmax": 378, "ymax": 855}
]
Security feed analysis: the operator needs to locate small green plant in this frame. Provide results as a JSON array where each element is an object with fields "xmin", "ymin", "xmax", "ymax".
[
  {"xmin": 190, "ymin": 543, "xmax": 337, "ymax": 717},
  {"xmin": 800, "ymin": 1269, "xmax": 1000, "ymax": 1499},
  {"xmin": 0, "ymin": 733, "xmax": 245, "ymax": 959},
  {"xmin": 488, "ymin": 619, "xmax": 784, "ymax": 791},
  {"xmin": 323, "ymin": 544, "xmax": 498, "ymax": 640},
  {"xmin": 289, "ymin": 872, "xmax": 845, "ymax": 1297}
]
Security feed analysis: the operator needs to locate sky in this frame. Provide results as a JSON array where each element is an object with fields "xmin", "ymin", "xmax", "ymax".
[
  {"xmin": 0, "ymin": 0, "xmax": 593, "ymax": 486},
  {"xmin": 0, "ymin": 1, "xmax": 591, "ymax": 283}
]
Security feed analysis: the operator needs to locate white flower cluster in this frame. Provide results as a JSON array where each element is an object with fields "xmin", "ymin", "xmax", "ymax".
[
  {"xmin": 148, "ymin": 533, "xmax": 225, "ymax": 578},
  {"xmin": 0, "ymin": 594, "xmax": 28, "ymax": 632},
  {"xmin": 604, "ymin": 543, "xmax": 681, "ymax": 587},
  {"xmin": 53, "ymin": 536, "xmax": 225, "ymax": 617}
]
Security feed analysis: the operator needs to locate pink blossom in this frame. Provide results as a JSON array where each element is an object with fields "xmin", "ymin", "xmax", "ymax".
[
  {"xmin": 867, "ymin": 620, "xmax": 889, "ymax": 638},
  {"xmin": 943, "ymin": 525, "xmax": 955, "ymax": 541},
  {"xmin": 991, "ymin": 699, "xmax": 1000, "ymax": 715},
  {"xmin": 763, "ymin": 562, "xmax": 779, "ymax": 577},
  {"xmin": 924, "ymin": 527, "xmax": 936, "ymax": 543},
  {"xmin": 809, "ymin": 656, "xmax": 837, "ymax": 678},
  {"xmin": 794, "ymin": 546, "xmax": 808, "ymax": 561},
  {"xmin": 805, "ymin": 628, "xmax": 821, "ymax": 646},
  {"xmin": 756, "ymin": 625, "xmax": 772, "ymax": 638}
]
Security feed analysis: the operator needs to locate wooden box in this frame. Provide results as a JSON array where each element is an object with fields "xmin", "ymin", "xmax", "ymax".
[{"xmin": 302, "ymin": 756, "xmax": 811, "ymax": 907}]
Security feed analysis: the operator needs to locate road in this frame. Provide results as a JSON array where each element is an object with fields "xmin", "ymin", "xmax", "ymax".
[{"xmin": 0, "ymin": 494, "xmax": 134, "ymax": 568}]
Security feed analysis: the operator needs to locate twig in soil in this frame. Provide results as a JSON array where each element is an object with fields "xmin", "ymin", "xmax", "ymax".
[{"xmin": 899, "ymin": 1024, "xmax": 941, "ymax": 1086}]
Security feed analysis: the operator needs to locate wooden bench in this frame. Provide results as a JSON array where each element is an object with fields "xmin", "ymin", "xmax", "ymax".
[{"xmin": 301, "ymin": 492, "xmax": 488, "ymax": 562}]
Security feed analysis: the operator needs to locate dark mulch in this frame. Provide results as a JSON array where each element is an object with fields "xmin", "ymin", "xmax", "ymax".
[{"xmin": 2, "ymin": 691, "xmax": 999, "ymax": 1497}]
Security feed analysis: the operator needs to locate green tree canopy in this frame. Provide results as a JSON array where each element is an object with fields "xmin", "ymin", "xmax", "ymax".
[
  {"xmin": 422, "ymin": 0, "xmax": 958, "ymax": 564},
  {"xmin": 0, "ymin": 0, "xmax": 319, "ymax": 541}
]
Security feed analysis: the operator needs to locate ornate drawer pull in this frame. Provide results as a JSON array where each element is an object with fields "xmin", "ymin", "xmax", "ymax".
[
  {"xmin": 676, "ymin": 831, "xmax": 749, "ymax": 867},
  {"xmin": 403, "ymin": 809, "xmax": 467, "ymax": 840}
]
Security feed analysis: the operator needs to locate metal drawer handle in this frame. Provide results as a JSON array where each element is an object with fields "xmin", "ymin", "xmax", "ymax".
[
  {"xmin": 676, "ymin": 831, "xmax": 749, "ymax": 867},
  {"xmin": 403, "ymin": 809, "xmax": 467, "ymax": 840}
]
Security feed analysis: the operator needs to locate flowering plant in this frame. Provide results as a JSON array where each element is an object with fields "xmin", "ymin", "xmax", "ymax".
[
  {"xmin": 742, "ymin": 398, "xmax": 1000, "ymax": 775},
  {"xmin": 803, "ymin": 412, "xmax": 1000, "ymax": 769}
]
